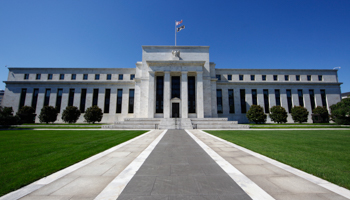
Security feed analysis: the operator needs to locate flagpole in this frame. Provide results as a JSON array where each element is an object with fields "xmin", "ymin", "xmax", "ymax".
[{"xmin": 175, "ymin": 20, "xmax": 177, "ymax": 46}]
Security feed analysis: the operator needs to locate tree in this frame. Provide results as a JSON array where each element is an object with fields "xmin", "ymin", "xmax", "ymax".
[
  {"xmin": 17, "ymin": 106, "xmax": 36, "ymax": 124},
  {"xmin": 246, "ymin": 105, "xmax": 267, "ymax": 124},
  {"xmin": 84, "ymin": 106, "xmax": 103, "ymax": 124},
  {"xmin": 330, "ymin": 98, "xmax": 350, "ymax": 125},
  {"xmin": 0, "ymin": 107, "xmax": 20, "ymax": 125},
  {"xmin": 291, "ymin": 106, "xmax": 309, "ymax": 123},
  {"xmin": 269, "ymin": 106, "xmax": 288, "ymax": 124},
  {"xmin": 312, "ymin": 106, "xmax": 329, "ymax": 123},
  {"xmin": 39, "ymin": 106, "xmax": 58, "ymax": 124},
  {"xmin": 61, "ymin": 106, "xmax": 81, "ymax": 123}
]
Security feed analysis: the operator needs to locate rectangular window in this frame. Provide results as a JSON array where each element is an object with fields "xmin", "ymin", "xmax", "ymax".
[
  {"xmin": 59, "ymin": 74, "xmax": 64, "ymax": 80},
  {"xmin": 44, "ymin": 89, "xmax": 51, "ymax": 106},
  {"xmin": 217, "ymin": 89, "xmax": 223, "ymax": 114},
  {"xmin": 188, "ymin": 76, "xmax": 196, "ymax": 113},
  {"xmin": 130, "ymin": 74, "xmax": 135, "ymax": 80},
  {"xmin": 262, "ymin": 75, "xmax": 266, "ymax": 81},
  {"xmin": 275, "ymin": 89, "xmax": 281, "ymax": 106},
  {"xmin": 273, "ymin": 75, "xmax": 278, "ymax": 81},
  {"xmin": 32, "ymin": 88, "xmax": 39, "ymax": 111},
  {"xmin": 19, "ymin": 88, "xmax": 27, "ymax": 109},
  {"xmin": 48, "ymin": 74, "xmax": 53, "ymax": 80},
  {"xmin": 318, "ymin": 75, "xmax": 323, "ymax": 81},
  {"xmin": 36, "ymin": 74, "xmax": 41, "ymax": 80},
  {"xmin": 263, "ymin": 89, "xmax": 269, "ymax": 113},
  {"xmin": 309, "ymin": 89, "xmax": 315, "ymax": 111},
  {"xmin": 71, "ymin": 74, "xmax": 76, "ymax": 80},
  {"xmin": 251, "ymin": 75, "xmax": 255, "ymax": 81},
  {"xmin": 227, "ymin": 75, "xmax": 232, "ymax": 80},
  {"xmin": 156, "ymin": 76, "xmax": 164, "ymax": 113},
  {"xmin": 118, "ymin": 74, "xmax": 123, "ymax": 80},
  {"xmin": 56, "ymin": 89, "xmax": 63, "ymax": 112},
  {"xmin": 93, "ymin": 89, "xmax": 98, "ymax": 106},
  {"xmin": 83, "ymin": 74, "xmax": 88, "ymax": 80},
  {"xmin": 228, "ymin": 89, "xmax": 234, "ymax": 113},
  {"xmin": 80, "ymin": 89, "xmax": 87, "ymax": 113},
  {"xmin": 321, "ymin": 89, "xmax": 327, "ymax": 108},
  {"xmin": 298, "ymin": 89, "xmax": 304, "ymax": 107},
  {"xmin": 128, "ymin": 89, "xmax": 135, "ymax": 113},
  {"xmin": 116, "ymin": 89, "xmax": 122, "ymax": 113},
  {"xmin": 171, "ymin": 76, "xmax": 180, "ymax": 98},
  {"xmin": 24, "ymin": 74, "xmax": 29, "ymax": 80},
  {"xmin": 107, "ymin": 74, "xmax": 112, "ymax": 80},
  {"xmin": 296, "ymin": 75, "xmax": 300, "ymax": 81},
  {"xmin": 68, "ymin": 89, "xmax": 75, "ymax": 107},
  {"xmin": 286, "ymin": 89, "xmax": 292, "ymax": 113},
  {"xmin": 104, "ymin": 89, "xmax": 111, "ymax": 113},
  {"xmin": 307, "ymin": 75, "xmax": 311, "ymax": 81},
  {"xmin": 239, "ymin": 74, "xmax": 244, "ymax": 81},
  {"xmin": 240, "ymin": 89, "xmax": 246, "ymax": 113},
  {"xmin": 252, "ymin": 89, "xmax": 257, "ymax": 105},
  {"xmin": 95, "ymin": 74, "xmax": 100, "ymax": 80},
  {"xmin": 216, "ymin": 75, "xmax": 221, "ymax": 81},
  {"xmin": 285, "ymin": 75, "xmax": 289, "ymax": 81}
]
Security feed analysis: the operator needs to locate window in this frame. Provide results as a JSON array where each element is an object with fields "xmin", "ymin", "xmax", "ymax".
[
  {"xmin": 307, "ymin": 75, "xmax": 311, "ymax": 81},
  {"xmin": 48, "ymin": 74, "xmax": 53, "ymax": 80},
  {"xmin": 275, "ymin": 89, "xmax": 281, "ymax": 106},
  {"xmin": 68, "ymin": 89, "xmax": 75, "ymax": 106},
  {"xmin": 19, "ymin": 88, "xmax": 27, "ymax": 109},
  {"xmin": 44, "ymin": 89, "xmax": 51, "ymax": 106},
  {"xmin": 59, "ymin": 74, "xmax": 64, "ymax": 80},
  {"xmin": 93, "ymin": 89, "xmax": 98, "ymax": 106},
  {"xmin": 171, "ymin": 76, "xmax": 180, "ymax": 98},
  {"xmin": 156, "ymin": 76, "xmax": 164, "ymax": 113},
  {"xmin": 56, "ymin": 89, "xmax": 63, "ymax": 113},
  {"xmin": 95, "ymin": 74, "xmax": 100, "ymax": 80},
  {"xmin": 36, "ymin": 74, "xmax": 41, "ymax": 80},
  {"xmin": 286, "ymin": 89, "xmax": 292, "ymax": 113},
  {"xmin": 309, "ymin": 89, "xmax": 315, "ymax": 111},
  {"xmin": 296, "ymin": 75, "xmax": 300, "ymax": 81},
  {"xmin": 251, "ymin": 75, "xmax": 255, "ymax": 81},
  {"xmin": 71, "ymin": 74, "xmax": 76, "ymax": 80},
  {"xmin": 24, "ymin": 74, "xmax": 29, "ymax": 80},
  {"xmin": 188, "ymin": 76, "xmax": 196, "ymax": 113},
  {"xmin": 216, "ymin": 75, "xmax": 221, "ymax": 81},
  {"xmin": 83, "ymin": 74, "xmax": 88, "ymax": 80},
  {"xmin": 321, "ymin": 89, "xmax": 327, "ymax": 108},
  {"xmin": 318, "ymin": 75, "xmax": 323, "ymax": 81},
  {"xmin": 252, "ymin": 89, "xmax": 257, "ymax": 105},
  {"xmin": 128, "ymin": 89, "xmax": 135, "ymax": 113},
  {"xmin": 262, "ymin": 75, "xmax": 266, "ymax": 81},
  {"xmin": 217, "ymin": 89, "xmax": 223, "ymax": 114},
  {"xmin": 32, "ymin": 88, "xmax": 39, "ymax": 111},
  {"xmin": 116, "ymin": 89, "xmax": 122, "ymax": 113},
  {"xmin": 228, "ymin": 75, "xmax": 232, "ymax": 81},
  {"xmin": 104, "ymin": 89, "xmax": 111, "ymax": 113},
  {"xmin": 285, "ymin": 75, "xmax": 289, "ymax": 81},
  {"xmin": 298, "ymin": 89, "xmax": 304, "ymax": 107},
  {"xmin": 118, "ymin": 74, "xmax": 123, "ymax": 80},
  {"xmin": 80, "ymin": 89, "xmax": 87, "ymax": 113},
  {"xmin": 107, "ymin": 74, "xmax": 112, "ymax": 80},
  {"xmin": 263, "ymin": 89, "xmax": 269, "ymax": 113},
  {"xmin": 240, "ymin": 89, "xmax": 246, "ymax": 113},
  {"xmin": 273, "ymin": 75, "xmax": 278, "ymax": 81},
  {"xmin": 239, "ymin": 74, "xmax": 244, "ymax": 81},
  {"xmin": 228, "ymin": 89, "xmax": 234, "ymax": 113},
  {"xmin": 130, "ymin": 74, "xmax": 135, "ymax": 80}
]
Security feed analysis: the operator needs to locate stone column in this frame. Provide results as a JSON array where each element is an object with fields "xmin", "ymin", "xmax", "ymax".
[
  {"xmin": 181, "ymin": 71, "xmax": 188, "ymax": 118},
  {"xmin": 196, "ymin": 71, "xmax": 204, "ymax": 118},
  {"xmin": 268, "ymin": 88, "xmax": 276, "ymax": 107},
  {"xmin": 164, "ymin": 71, "xmax": 171, "ymax": 118},
  {"xmin": 147, "ymin": 71, "xmax": 155, "ymax": 118}
]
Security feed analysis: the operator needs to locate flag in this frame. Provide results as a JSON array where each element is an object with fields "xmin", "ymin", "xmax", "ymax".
[
  {"xmin": 175, "ymin": 20, "xmax": 183, "ymax": 26},
  {"xmin": 177, "ymin": 25, "xmax": 185, "ymax": 32}
]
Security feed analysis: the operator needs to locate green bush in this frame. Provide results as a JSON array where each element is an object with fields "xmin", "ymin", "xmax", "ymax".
[
  {"xmin": 61, "ymin": 106, "xmax": 81, "ymax": 123},
  {"xmin": 246, "ymin": 105, "xmax": 267, "ymax": 124},
  {"xmin": 269, "ymin": 106, "xmax": 288, "ymax": 123},
  {"xmin": 291, "ymin": 106, "xmax": 309, "ymax": 123},
  {"xmin": 0, "ymin": 107, "xmax": 20, "ymax": 125},
  {"xmin": 84, "ymin": 106, "xmax": 103, "ymax": 124},
  {"xmin": 39, "ymin": 106, "xmax": 58, "ymax": 124},
  {"xmin": 17, "ymin": 106, "xmax": 36, "ymax": 124},
  {"xmin": 312, "ymin": 106, "xmax": 329, "ymax": 123},
  {"xmin": 330, "ymin": 98, "xmax": 350, "ymax": 125}
]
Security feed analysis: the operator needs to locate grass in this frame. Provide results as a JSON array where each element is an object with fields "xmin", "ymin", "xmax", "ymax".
[
  {"xmin": 248, "ymin": 123, "xmax": 334, "ymax": 125},
  {"xmin": 251, "ymin": 126, "xmax": 348, "ymax": 129},
  {"xmin": 205, "ymin": 130, "xmax": 350, "ymax": 189},
  {"xmin": 21, "ymin": 123, "xmax": 106, "ymax": 125},
  {"xmin": 15, "ymin": 127, "xmax": 101, "ymax": 129},
  {"xmin": 0, "ymin": 129, "xmax": 147, "ymax": 196}
]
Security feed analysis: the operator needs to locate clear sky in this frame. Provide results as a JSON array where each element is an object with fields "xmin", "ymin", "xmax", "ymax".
[{"xmin": 0, "ymin": 0, "xmax": 349, "ymax": 92}]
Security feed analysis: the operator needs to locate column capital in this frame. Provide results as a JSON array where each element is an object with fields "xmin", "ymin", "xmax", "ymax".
[
  {"xmin": 196, "ymin": 71, "xmax": 203, "ymax": 74},
  {"xmin": 181, "ymin": 70, "xmax": 188, "ymax": 74},
  {"xmin": 148, "ymin": 71, "xmax": 155, "ymax": 74},
  {"xmin": 164, "ymin": 70, "xmax": 170, "ymax": 74}
]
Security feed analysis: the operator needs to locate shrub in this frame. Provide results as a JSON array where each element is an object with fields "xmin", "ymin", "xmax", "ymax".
[
  {"xmin": 39, "ymin": 106, "xmax": 58, "ymax": 124},
  {"xmin": 61, "ymin": 106, "xmax": 81, "ymax": 123},
  {"xmin": 246, "ymin": 105, "xmax": 267, "ymax": 124},
  {"xmin": 0, "ymin": 107, "xmax": 20, "ymax": 125},
  {"xmin": 330, "ymin": 98, "xmax": 350, "ymax": 125},
  {"xmin": 312, "ymin": 106, "xmax": 329, "ymax": 123},
  {"xmin": 17, "ymin": 106, "xmax": 36, "ymax": 124},
  {"xmin": 84, "ymin": 106, "xmax": 103, "ymax": 124},
  {"xmin": 269, "ymin": 106, "xmax": 288, "ymax": 123},
  {"xmin": 291, "ymin": 106, "xmax": 309, "ymax": 123}
]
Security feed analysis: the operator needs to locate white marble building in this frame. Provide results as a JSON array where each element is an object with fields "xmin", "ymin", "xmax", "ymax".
[{"xmin": 2, "ymin": 46, "xmax": 342, "ymax": 124}]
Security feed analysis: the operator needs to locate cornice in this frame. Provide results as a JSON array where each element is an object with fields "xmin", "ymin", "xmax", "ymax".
[
  {"xmin": 146, "ymin": 60, "xmax": 206, "ymax": 67},
  {"xmin": 216, "ymin": 81, "xmax": 342, "ymax": 86},
  {"xmin": 3, "ymin": 81, "xmax": 135, "ymax": 86}
]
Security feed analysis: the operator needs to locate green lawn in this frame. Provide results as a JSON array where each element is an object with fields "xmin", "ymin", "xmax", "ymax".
[
  {"xmin": 205, "ymin": 130, "xmax": 350, "ymax": 189},
  {"xmin": 0, "ymin": 130, "xmax": 147, "ymax": 196},
  {"xmin": 251, "ymin": 126, "xmax": 348, "ymax": 129}
]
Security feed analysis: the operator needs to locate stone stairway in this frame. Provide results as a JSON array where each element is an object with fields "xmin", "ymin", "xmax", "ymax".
[
  {"xmin": 102, "ymin": 118, "xmax": 161, "ymax": 129},
  {"xmin": 191, "ymin": 118, "xmax": 249, "ymax": 129}
]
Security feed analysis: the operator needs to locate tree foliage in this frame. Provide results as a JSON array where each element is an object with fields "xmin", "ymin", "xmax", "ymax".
[
  {"xmin": 39, "ymin": 106, "xmax": 58, "ymax": 124},
  {"xmin": 61, "ymin": 106, "xmax": 81, "ymax": 123},
  {"xmin": 269, "ymin": 106, "xmax": 288, "ymax": 124},
  {"xmin": 84, "ymin": 106, "xmax": 103, "ymax": 124},
  {"xmin": 291, "ymin": 106, "xmax": 309, "ymax": 123},
  {"xmin": 0, "ymin": 107, "xmax": 20, "ymax": 125},
  {"xmin": 312, "ymin": 106, "xmax": 329, "ymax": 123},
  {"xmin": 246, "ymin": 105, "xmax": 267, "ymax": 124},
  {"xmin": 330, "ymin": 98, "xmax": 350, "ymax": 125},
  {"xmin": 17, "ymin": 106, "xmax": 36, "ymax": 124}
]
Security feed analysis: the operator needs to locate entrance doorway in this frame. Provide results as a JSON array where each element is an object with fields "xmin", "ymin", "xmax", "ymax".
[{"xmin": 172, "ymin": 103, "xmax": 179, "ymax": 118}]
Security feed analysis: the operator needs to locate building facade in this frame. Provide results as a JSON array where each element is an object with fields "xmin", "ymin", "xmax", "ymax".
[{"xmin": 2, "ymin": 46, "xmax": 342, "ymax": 123}]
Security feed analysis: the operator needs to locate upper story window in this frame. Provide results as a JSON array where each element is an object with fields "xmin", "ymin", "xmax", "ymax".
[
  {"xmin": 59, "ymin": 74, "xmax": 64, "ymax": 80},
  {"xmin": 36, "ymin": 74, "xmax": 41, "ymax": 80},
  {"xmin": 251, "ymin": 75, "xmax": 255, "ymax": 81},
  {"xmin": 262, "ymin": 75, "xmax": 266, "ymax": 81},
  {"xmin": 71, "ymin": 74, "xmax": 76, "ymax": 80},
  {"xmin": 130, "ymin": 74, "xmax": 135, "ymax": 80},
  {"xmin": 227, "ymin": 75, "xmax": 232, "ymax": 80},
  {"xmin": 48, "ymin": 74, "xmax": 53, "ymax": 80},
  {"xmin": 95, "ymin": 74, "xmax": 100, "ymax": 80},
  {"xmin": 83, "ymin": 74, "xmax": 88, "ymax": 80},
  {"xmin": 24, "ymin": 74, "xmax": 29, "ymax": 80},
  {"xmin": 318, "ymin": 75, "xmax": 323, "ymax": 81},
  {"xmin": 107, "ymin": 74, "xmax": 112, "ymax": 80},
  {"xmin": 273, "ymin": 75, "xmax": 278, "ymax": 81},
  {"xmin": 118, "ymin": 74, "xmax": 123, "ymax": 80},
  {"xmin": 307, "ymin": 75, "xmax": 311, "ymax": 81},
  {"xmin": 239, "ymin": 74, "xmax": 244, "ymax": 81},
  {"xmin": 216, "ymin": 75, "xmax": 221, "ymax": 81},
  {"xmin": 285, "ymin": 75, "xmax": 289, "ymax": 81},
  {"xmin": 296, "ymin": 75, "xmax": 300, "ymax": 81}
]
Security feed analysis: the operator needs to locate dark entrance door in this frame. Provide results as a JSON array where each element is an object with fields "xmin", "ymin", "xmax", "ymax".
[{"xmin": 172, "ymin": 103, "xmax": 179, "ymax": 118}]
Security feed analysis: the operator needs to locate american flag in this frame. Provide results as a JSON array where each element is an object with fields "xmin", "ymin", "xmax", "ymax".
[{"xmin": 175, "ymin": 20, "xmax": 183, "ymax": 26}]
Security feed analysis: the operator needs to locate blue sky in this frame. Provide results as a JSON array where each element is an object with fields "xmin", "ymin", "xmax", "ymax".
[{"xmin": 0, "ymin": 0, "xmax": 349, "ymax": 92}]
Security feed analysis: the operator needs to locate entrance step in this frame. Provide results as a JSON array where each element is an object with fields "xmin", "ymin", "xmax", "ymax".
[
  {"xmin": 159, "ymin": 118, "xmax": 193, "ymax": 129},
  {"xmin": 191, "ymin": 118, "xmax": 249, "ymax": 129}
]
